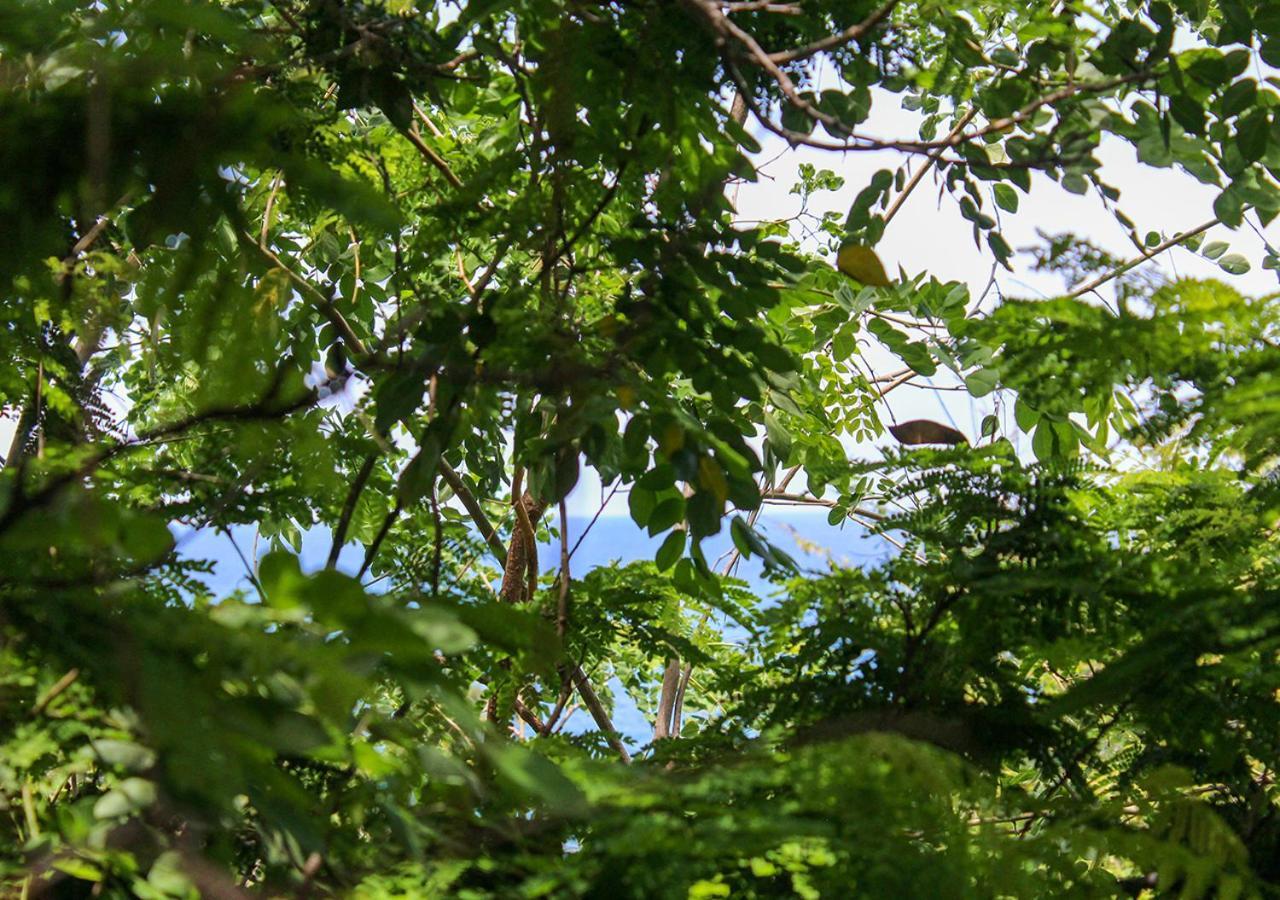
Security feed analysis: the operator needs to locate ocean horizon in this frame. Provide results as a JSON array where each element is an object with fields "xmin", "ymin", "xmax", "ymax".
[
  {"xmin": 174, "ymin": 509, "xmax": 894, "ymax": 749},
  {"xmin": 175, "ymin": 508, "xmax": 894, "ymax": 597}
]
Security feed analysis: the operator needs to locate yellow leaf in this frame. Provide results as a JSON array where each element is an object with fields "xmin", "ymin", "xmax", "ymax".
[
  {"xmin": 836, "ymin": 244, "xmax": 891, "ymax": 287},
  {"xmin": 697, "ymin": 456, "xmax": 729, "ymax": 505},
  {"xmin": 658, "ymin": 423, "xmax": 685, "ymax": 456},
  {"xmin": 255, "ymin": 267, "xmax": 292, "ymax": 313},
  {"xmin": 597, "ymin": 314, "xmax": 620, "ymax": 338}
]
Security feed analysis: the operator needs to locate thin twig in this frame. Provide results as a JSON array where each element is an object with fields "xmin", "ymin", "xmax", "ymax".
[
  {"xmin": 879, "ymin": 370, "xmax": 917, "ymax": 396},
  {"xmin": 242, "ymin": 234, "xmax": 369, "ymax": 357},
  {"xmin": 222, "ymin": 526, "xmax": 264, "ymax": 600},
  {"xmin": 882, "ymin": 109, "xmax": 977, "ymax": 226},
  {"xmin": 1066, "ymin": 218, "xmax": 1219, "ymax": 299},
  {"xmin": 348, "ymin": 226, "xmax": 362, "ymax": 309},
  {"xmin": 567, "ymin": 482, "xmax": 621, "ymax": 562},
  {"xmin": 571, "ymin": 665, "xmax": 632, "ymax": 763},
  {"xmin": 328, "ymin": 454, "xmax": 377, "ymax": 569},
  {"xmin": 357, "ymin": 497, "xmax": 402, "ymax": 579},
  {"xmin": 32, "ymin": 669, "xmax": 79, "ymax": 717},
  {"xmin": 405, "ymin": 125, "xmax": 464, "ymax": 189},
  {"xmin": 557, "ymin": 498, "xmax": 570, "ymax": 638},
  {"xmin": 438, "ymin": 461, "xmax": 507, "ymax": 562},
  {"xmin": 769, "ymin": 0, "xmax": 902, "ymax": 64},
  {"xmin": 260, "ymin": 172, "xmax": 283, "ymax": 245}
]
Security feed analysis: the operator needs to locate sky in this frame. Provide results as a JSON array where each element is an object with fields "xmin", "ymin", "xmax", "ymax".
[{"xmin": 559, "ymin": 83, "xmax": 1280, "ymax": 519}]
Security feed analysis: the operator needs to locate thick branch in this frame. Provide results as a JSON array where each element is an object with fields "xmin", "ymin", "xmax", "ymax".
[
  {"xmin": 652, "ymin": 657, "xmax": 683, "ymax": 740},
  {"xmin": 497, "ymin": 468, "xmax": 545, "ymax": 603},
  {"xmin": 504, "ymin": 470, "xmax": 543, "ymax": 603},
  {"xmin": 512, "ymin": 695, "xmax": 547, "ymax": 734}
]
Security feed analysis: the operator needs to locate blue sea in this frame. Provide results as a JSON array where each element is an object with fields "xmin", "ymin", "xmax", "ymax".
[
  {"xmin": 176, "ymin": 509, "xmax": 891, "ymax": 596},
  {"xmin": 174, "ymin": 510, "xmax": 893, "ymax": 749}
]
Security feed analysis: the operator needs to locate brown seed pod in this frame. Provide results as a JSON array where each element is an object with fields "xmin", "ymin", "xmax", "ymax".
[{"xmin": 888, "ymin": 419, "xmax": 968, "ymax": 446}]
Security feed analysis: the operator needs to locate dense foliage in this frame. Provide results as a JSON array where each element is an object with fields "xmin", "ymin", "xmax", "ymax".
[{"xmin": 3, "ymin": 0, "xmax": 1280, "ymax": 896}]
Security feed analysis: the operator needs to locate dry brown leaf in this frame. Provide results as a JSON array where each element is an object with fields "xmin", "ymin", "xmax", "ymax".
[{"xmin": 888, "ymin": 419, "xmax": 968, "ymax": 446}]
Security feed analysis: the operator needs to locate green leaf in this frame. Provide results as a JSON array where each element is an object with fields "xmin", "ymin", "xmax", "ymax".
[
  {"xmin": 993, "ymin": 184, "xmax": 1019, "ymax": 213},
  {"xmin": 1031, "ymin": 421, "xmax": 1058, "ymax": 462},
  {"xmin": 374, "ymin": 369, "xmax": 426, "ymax": 434},
  {"xmin": 1061, "ymin": 173, "xmax": 1089, "ymax": 195},
  {"xmin": 655, "ymin": 529, "xmax": 686, "ymax": 572},
  {"xmin": 763, "ymin": 411, "xmax": 793, "ymax": 463},
  {"xmin": 258, "ymin": 551, "xmax": 307, "ymax": 610},
  {"xmin": 1052, "ymin": 420, "xmax": 1080, "ymax": 459},
  {"xmin": 989, "ymin": 46, "xmax": 1020, "ymax": 67},
  {"xmin": 51, "ymin": 859, "xmax": 103, "ymax": 883},
  {"xmin": 1236, "ymin": 110, "xmax": 1270, "ymax": 163},
  {"xmin": 486, "ymin": 744, "xmax": 586, "ymax": 814},
  {"xmin": 1218, "ymin": 252, "xmax": 1251, "ymax": 275},
  {"xmin": 686, "ymin": 491, "xmax": 723, "ymax": 538},
  {"xmin": 90, "ymin": 740, "xmax": 156, "ymax": 772},
  {"xmin": 1014, "ymin": 397, "xmax": 1039, "ymax": 431},
  {"xmin": 1200, "ymin": 240, "xmax": 1229, "ymax": 260},
  {"xmin": 1214, "ymin": 188, "xmax": 1245, "ymax": 227},
  {"xmin": 93, "ymin": 778, "xmax": 156, "ymax": 819},
  {"xmin": 987, "ymin": 231, "xmax": 1013, "ymax": 266},
  {"xmin": 728, "ymin": 515, "xmax": 769, "ymax": 562},
  {"xmin": 119, "ymin": 777, "xmax": 158, "ymax": 807},
  {"xmin": 647, "ymin": 496, "xmax": 686, "ymax": 535},
  {"xmin": 629, "ymin": 486, "xmax": 656, "ymax": 527},
  {"xmin": 551, "ymin": 447, "xmax": 580, "ymax": 503},
  {"xmin": 284, "ymin": 159, "xmax": 402, "ymax": 232},
  {"xmin": 725, "ymin": 117, "xmax": 762, "ymax": 154},
  {"xmin": 1220, "ymin": 79, "xmax": 1258, "ymax": 116},
  {"xmin": 147, "ymin": 852, "xmax": 194, "ymax": 896},
  {"xmin": 411, "ymin": 606, "xmax": 479, "ymax": 654},
  {"xmin": 964, "ymin": 369, "xmax": 998, "ymax": 397},
  {"xmin": 898, "ymin": 342, "xmax": 937, "ymax": 376}
]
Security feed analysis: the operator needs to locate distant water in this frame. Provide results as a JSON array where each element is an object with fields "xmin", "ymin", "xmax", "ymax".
[
  {"xmin": 176, "ymin": 510, "xmax": 892, "ymax": 597},
  {"xmin": 173, "ymin": 510, "xmax": 895, "ymax": 750}
]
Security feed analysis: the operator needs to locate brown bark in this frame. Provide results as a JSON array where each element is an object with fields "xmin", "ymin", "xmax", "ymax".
[
  {"xmin": 652, "ymin": 657, "xmax": 683, "ymax": 740},
  {"xmin": 499, "ymin": 492, "xmax": 547, "ymax": 604}
]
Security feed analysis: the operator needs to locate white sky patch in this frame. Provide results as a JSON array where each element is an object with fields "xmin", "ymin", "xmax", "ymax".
[{"xmin": 563, "ymin": 86, "xmax": 1280, "ymax": 519}]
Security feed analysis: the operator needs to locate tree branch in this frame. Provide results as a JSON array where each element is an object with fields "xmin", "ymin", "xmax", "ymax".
[
  {"xmin": 503, "ymin": 468, "xmax": 542, "ymax": 603},
  {"xmin": 242, "ymin": 233, "xmax": 370, "ymax": 357},
  {"xmin": 652, "ymin": 657, "xmax": 682, "ymax": 740},
  {"xmin": 768, "ymin": 0, "xmax": 902, "ymax": 64},
  {"xmin": 572, "ymin": 665, "xmax": 632, "ymax": 763},
  {"xmin": 438, "ymin": 460, "xmax": 507, "ymax": 562},
  {"xmin": 328, "ymin": 453, "xmax": 378, "ymax": 570},
  {"xmin": 405, "ymin": 124, "xmax": 464, "ymax": 189},
  {"xmin": 882, "ymin": 109, "xmax": 977, "ymax": 226},
  {"xmin": 557, "ymin": 498, "xmax": 570, "ymax": 638},
  {"xmin": 1067, "ymin": 217, "xmax": 1219, "ymax": 299}
]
